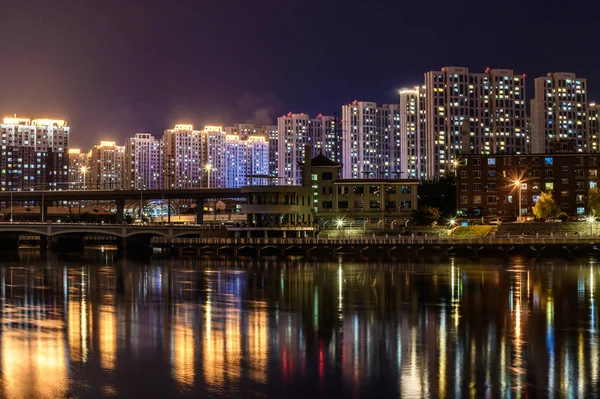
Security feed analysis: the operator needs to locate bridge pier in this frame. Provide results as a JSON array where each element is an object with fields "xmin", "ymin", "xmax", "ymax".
[
  {"xmin": 196, "ymin": 199, "xmax": 204, "ymax": 224},
  {"xmin": 41, "ymin": 202, "xmax": 48, "ymax": 222},
  {"xmin": 116, "ymin": 200, "xmax": 124, "ymax": 224}
]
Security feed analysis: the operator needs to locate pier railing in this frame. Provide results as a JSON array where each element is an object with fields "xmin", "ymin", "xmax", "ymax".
[{"xmin": 151, "ymin": 234, "xmax": 600, "ymax": 246}]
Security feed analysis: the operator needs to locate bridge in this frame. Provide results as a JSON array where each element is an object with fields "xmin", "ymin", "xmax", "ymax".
[
  {"xmin": 0, "ymin": 188, "xmax": 245, "ymax": 223},
  {"xmin": 0, "ymin": 222, "xmax": 228, "ymax": 250},
  {"xmin": 150, "ymin": 234, "xmax": 600, "ymax": 258}
]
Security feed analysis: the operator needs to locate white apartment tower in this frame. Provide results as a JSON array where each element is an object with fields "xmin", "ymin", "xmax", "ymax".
[
  {"xmin": 224, "ymin": 124, "xmax": 278, "ymax": 179},
  {"xmin": 277, "ymin": 113, "xmax": 338, "ymax": 185},
  {"xmin": 202, "ymin": 126, "xmax": 226, "ymax": 188},
  {"xmin": 224, "ymin": 135, "xmax": 269, "ymax": 187},
  {"xmin": 341, "ymin": 101, "xmax": 399, "ymax": 179},
  {"xmin": 162, "ymin": 124, "xmax": 202, "ymax": 189},
  {"xmin": 399, "ymin": 87, "xmax": 427, "ymax": 179},
  {"xmin": 247, "ymin": 136, "xmax": 269, "ymax": 184},
  {"xmin": 531, "ymin": 72, "xmax": 589, "ymax": 153},
  {"xmin": 423, "ymin": 67, "xmax": 526, "ymax": 177},
  {"xmin": 89, "ymin": 141, "xmax": 124, "ymax": 190},
  {"xmin": 0, "ymin": 116, "xmax": 70, "ymax": 191},
  {"xmin": 124, "ymin": 133, "xmax": 163, "ymax": 190}
]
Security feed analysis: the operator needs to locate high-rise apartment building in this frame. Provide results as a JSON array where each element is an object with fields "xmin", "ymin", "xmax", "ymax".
[
  {"xmin": 202, "ymin": 126, "xmax": 226, "ymax": 188},
  {"xmin": 266, "ymin": 126, "xmax": 278, "ymax": 179},
  {"xmin": 0, "ymin": 116, "xmax": 70, "ymax": 191},
  {"xmin": 224, "ymin": 135, "xmax": 269, "ymax": 187},
  {"xmin": 531, "ymin": 72, "xmax": 588, "ymax": 153},
  {"xmin": 89, "ymin": 141, "xmax": 124, "ymax": 190},
  {"xmin": 399, "ymin": 87, "xmax": 427, "ymax": 179},
  {"xmin": 224, "ymin": 124, "xmax": 279, "ymax": 179},
  {"xmin": 278, "ymin": 113, "xmax": 339, "ymax": 185},
  {"xmin": 67, "ymin": 148, "xmax": 89, "ymax": 190},
  {"xmin": 162, "ymin": 124, "xmax": 202, "ymax": 189},
  {"xmin": 123, "ymin": 133, "xmax": 163, "ymax": 190},
  {"xmin": 589, "ymin": 103, "xmax": 600, "ymax": 153},
  {"xmin": 341, "ymin": 101, "xmax": 399, "ymax": 179},
  {"xmin": 423, "ymin": 67, "xmax": 526, "ymax": 178}
]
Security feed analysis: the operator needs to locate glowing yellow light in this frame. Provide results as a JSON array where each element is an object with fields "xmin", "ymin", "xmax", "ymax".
[
  {"xmin": 99, "ymin": 141, "xmax": 116, "ymax": 147},
  {"xmin": 247, "ymin": 136, "xmax": 266, "ymax": 142},
  {"xmin": 514, "ymin": 179, "xmax": 521, "ymax": 186},
  {"xmin": 3, "ymin": 116, "xmax": 31, "ymax": 125},
  {"xmin": 399, "ymin": 88, "xmax": 417, "ymax": 94},
  {"xmin": 204, "ymin": 163, "xmax": 213, "ymax": 172},
  {"xmin": 80, "ymin": 166, "xmax": 88, "ymax": 174},
  {"xmin": 335, "ymin": 218, "xmax": 344, "ymax": 228},
  {"xmin": 32, "ymin": 118, "xmax": 66, "ymax": 127},
  {"xmin": 225, "ymin": 135, "xmax": 240, "ymax": 141},
  {"xmin": 204, "ymin": 126, "xmax": 223, "ymax": 132},
  {"xmin": 174, "ymin": 124, "xmax": 194, "ymax": 130},
  {"xmin": 68, "ymin": 149, "xmax": 81, "ymax": 154}
]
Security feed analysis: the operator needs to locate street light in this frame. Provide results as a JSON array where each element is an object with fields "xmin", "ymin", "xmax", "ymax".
[
  {"xmin": 514, "ymin": 179, "xmax": 522, "ymax": 222},
  {"xmin": 204, "ymin": 163, "xmax": 213, "ymax": 189},
  {"xmin": 335, "ymin": 218, "xmax": 345, "ymax": 238},
  {"xmin": 80, "ymin": 166, "xmax": 88, "ymax": 191},
  {"xmin": 588, "ymin": 215, "xmax": 595, "ymax": 236},
  {"xmin": 448, "ymin": 217, "xmax": 457, "ymax": 228}
]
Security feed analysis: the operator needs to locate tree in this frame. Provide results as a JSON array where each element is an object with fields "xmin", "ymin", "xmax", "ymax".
[
  {"xmin": 532, "ymin": 191, "xmax": 559, "ymax": 220},
  {"xmin": 588, "ymin": 187, "xmax": 600, "ymax": 216},
  {"xmin": 411, "ymin": 206, "xmax": 441, "ymax": 226},
  {"xmin": 418, "ymin": 172, "xmax": 456, "ymax": 217}
]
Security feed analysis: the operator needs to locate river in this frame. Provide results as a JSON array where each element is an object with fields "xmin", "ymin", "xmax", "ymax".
[{"xmin": 0, "ymin": 251, "xmax": 597, "ymax": 397}]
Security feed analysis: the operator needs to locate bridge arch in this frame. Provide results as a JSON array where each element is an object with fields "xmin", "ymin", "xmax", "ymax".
[
  {"xmin": 0, "ymin": 227, "xmax": 49, "ymax": 236},
  {"xmin": 125, "ymin": 230, "xmax": 170, "ymax": 238},
  {"xmin": 50, "ymin": 229, "xmax": 124, "ymax": 238}
]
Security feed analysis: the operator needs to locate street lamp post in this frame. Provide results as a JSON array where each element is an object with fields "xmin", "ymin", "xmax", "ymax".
[
  {"xmin": 205, "ymin": 163, "xmax": 213, "ymax": 189},
  {"xmin": 335, "ymin": 218, "xmax": 345, "ymax": 238},
  {"xmin": 80, "ymin": 166, "xmax": 88, "ymax": 191},
  {"xmin": 514, "ymin": 180, "xmax": 522, "ymax": 222}
]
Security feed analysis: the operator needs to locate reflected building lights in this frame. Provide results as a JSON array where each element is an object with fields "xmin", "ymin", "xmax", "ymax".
[
  {"xmin": 578, "ymin": 331, "xmax": 585, "ymax": 398},
  {"xmin": 338, "ymin": 264, "xmax": 343, "ymax": 321},
  {"xmin": 2, "ymin": 260, "xmax": 600, "ymax": 397},
  {"xmin": 591, "ymin": 267, "xmax": 598, "ymax": 385},
  {"xmin": 172, "ymin": 306, "xmax": 195, "ymax": 388},
  {"xmin": 546, "ymin": 296, "xmax": 555, "ymax": 396},
  {"xmin": 512, "ymin": 270, "xmax": 524, "ymax": 395},
  {"xmin": 248, "ymin": 303, "xmax": 268, "ymax": 385},
  {"xmin": 225, "ymin": 308, "xmax": 242, "ymax": 383},
  {"xmin": 438, "ymin": 307, "xmax": 446, "ymax": 398},
  {"xmin": 99, "ymin": 304, "xmax": 117, "ymax": 371},
  {"xmin": 2, "ymin": 315, "xmax": 67, "ymax": 397}
]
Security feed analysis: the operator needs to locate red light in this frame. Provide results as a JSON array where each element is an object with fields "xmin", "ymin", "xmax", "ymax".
[{"xmin": 523, "ymin": 74, "xmax": 526, "ymax": 77}]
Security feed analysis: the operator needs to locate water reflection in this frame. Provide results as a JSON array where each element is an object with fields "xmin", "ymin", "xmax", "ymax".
[{"xmin": 0, "ymin": 257, "xmax": 597, "ymax": 397}]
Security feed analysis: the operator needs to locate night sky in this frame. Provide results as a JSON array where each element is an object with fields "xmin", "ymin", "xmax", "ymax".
[{"xmin": 0, "ymin": 0, "xmax": 598, "ymax": 149}]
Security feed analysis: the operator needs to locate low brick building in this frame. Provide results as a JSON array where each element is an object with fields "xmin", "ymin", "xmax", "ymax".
[{"xmin": 456, "ymin": 152, "xmax": 599, "ymax": 218}]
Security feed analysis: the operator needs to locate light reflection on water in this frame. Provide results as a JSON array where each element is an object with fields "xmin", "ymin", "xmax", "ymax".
[{"xmin": 0, "ymin": 256, "xmax": 597, "ymax": 397}]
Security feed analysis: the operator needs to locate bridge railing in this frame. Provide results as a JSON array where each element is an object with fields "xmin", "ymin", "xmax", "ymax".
[{"xmin": 150, "ymin": 234, "xmax": 600, "ymax": 246}]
